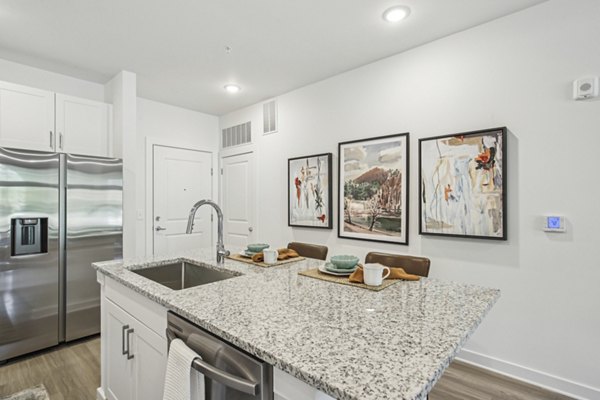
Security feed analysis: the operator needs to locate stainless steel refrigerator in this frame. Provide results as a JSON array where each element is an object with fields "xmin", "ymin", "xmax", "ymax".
[{"xmin": 0, "ymin": 147, "xmax": 122, "ymax": 362}]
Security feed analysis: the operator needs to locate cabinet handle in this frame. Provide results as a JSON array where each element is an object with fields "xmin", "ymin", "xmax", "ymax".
[
  {"xmin": 49, "ymin": 131, "xmax": 54, "ymax": 149},
  {"xmin": 59, "ymin": 133, "xmax": 63, "ymax": 150},
  {"xmin": 126, "ymin": 328, "xmax": 134, "ymax": 360},
  {"xmin": 122, "ymin": 325, "xmax": 129, "ymax": 355}
]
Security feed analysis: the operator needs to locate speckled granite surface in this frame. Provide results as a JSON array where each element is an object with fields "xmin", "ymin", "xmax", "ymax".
[{"xmin": 94, "ymin": 248, "xmax": 499, "ymax": 400}]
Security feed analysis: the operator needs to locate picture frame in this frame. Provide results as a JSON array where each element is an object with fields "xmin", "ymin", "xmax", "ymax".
[
  {"xmin": 338, "ymin": 133, "xmax": 409, "ymax": 245},
  {"xmin": 288, "ymin": 153, "xmax": 333, "ymax": 229},
  {"xmin": 419, "ymin": 127, "xmax": 507, "ymax": 240}
]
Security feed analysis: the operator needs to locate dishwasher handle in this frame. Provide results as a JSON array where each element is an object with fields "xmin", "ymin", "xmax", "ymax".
[
  {"xmin": 193, "ymin": 357, "xmax": 258, "ymax": 395},
  {"xmin": 166, "ymin": 329, "xmax": 259, "ymax": 396}
]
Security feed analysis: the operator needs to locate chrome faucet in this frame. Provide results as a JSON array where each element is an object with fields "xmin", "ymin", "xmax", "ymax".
[{"xmin": 186, "ymin": 200, "xmax": 230, "ymax": 265}]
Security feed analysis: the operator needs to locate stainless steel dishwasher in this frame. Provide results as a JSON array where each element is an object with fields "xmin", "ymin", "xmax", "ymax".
[{"xmin": 166, "ymin": 311, "xmax": 273, "ymax": 400}]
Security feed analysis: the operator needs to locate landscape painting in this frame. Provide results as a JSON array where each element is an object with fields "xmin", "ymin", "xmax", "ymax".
[
  {"xmin": 419, "ymin": 127, "xmax": 507, "ymax": 240},
  {"xmin": 288, "ymin": 153, "xmax": 333, "ymax": 229},
  {"xmin": 338, "ymin": 133, "xmax": 409, "ymax": 245}
]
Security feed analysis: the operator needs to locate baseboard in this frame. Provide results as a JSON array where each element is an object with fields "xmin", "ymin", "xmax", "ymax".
[
  {"xmin": 96, "ymin": 387, "xmax": 107, "ymax": 400},
  {"xmin": 456, "ymin": 349, "xmax": 600, "ymax": 400}
]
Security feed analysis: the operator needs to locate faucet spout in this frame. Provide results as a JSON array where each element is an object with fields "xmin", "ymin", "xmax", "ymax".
[{"xmin": 186, "ymin": 199, "xmax": 229, "ymax": 265}]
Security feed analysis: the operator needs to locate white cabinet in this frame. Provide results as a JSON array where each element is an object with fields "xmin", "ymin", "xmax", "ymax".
[
  {"xmin": 105, "ymin": 299, "xmax": 166, "ymax": 400},
  {"xmin": 0, "ymin": 80, "xmax": 112, "ymax": 157},
  {"xmin": 130, "ymin": 316, "xmax": 168, "ymax": 400},
  {"xmin": 55, "ymin": 93, "xmax": 112, "ymax": 157},
  {"xmin": 274, "ymin": 367, "xmax": 335, "ymax": 400},
  {"xmin": 99, "ymin": 275, "xmax": 168, "ymax": 400},
  {"xmin": 105, "ymin": 299, "xmax": 134, "ymax": 400},
  {"xmin": 0, "ymin": 81, "xmax": 54, "ymax": 151}
]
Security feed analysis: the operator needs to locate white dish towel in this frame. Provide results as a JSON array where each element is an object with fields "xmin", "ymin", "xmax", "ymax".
[{"xmin": 163, "ymin": 338, "xmax": 205, "ymax": 400}]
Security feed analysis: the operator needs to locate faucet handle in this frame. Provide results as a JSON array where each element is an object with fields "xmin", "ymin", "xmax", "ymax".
[{"xmin": 218, "ymin": 249, "xmax": 230, "ymax": 257}]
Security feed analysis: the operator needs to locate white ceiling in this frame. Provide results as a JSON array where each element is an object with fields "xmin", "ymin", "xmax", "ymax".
[{"xmin": 0, "ymin": 0, "xmax": 547, "ymax": 115}]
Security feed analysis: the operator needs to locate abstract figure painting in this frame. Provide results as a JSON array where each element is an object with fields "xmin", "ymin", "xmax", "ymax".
[
  {"xmin": 419, "ymin": 127, "xmax": 507, "ymax": 240},
  {"xmin": 338, "ymin": 133, "xmax": 409, "ymax": 245},
  {"xmin": 288, "ymin": 153, "xmax": 333, "ymax": 229}
]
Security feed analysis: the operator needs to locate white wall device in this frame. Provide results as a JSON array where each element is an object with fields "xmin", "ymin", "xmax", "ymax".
[
  {"xmin": 573, "ymin": 76, "xmax": 599, "ymax": 100},
  {"xmin": 543, "ymin": 216, "xmax": 565, "ymax": 232}
]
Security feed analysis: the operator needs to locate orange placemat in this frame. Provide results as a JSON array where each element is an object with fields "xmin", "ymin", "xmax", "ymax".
[
  {"xmin": 227, "ymin": 253, "xmax": 305, "ymax": 268},
  {"xmin": 298, "ymin": 267, "xmax": 401, "ymax": 292}
]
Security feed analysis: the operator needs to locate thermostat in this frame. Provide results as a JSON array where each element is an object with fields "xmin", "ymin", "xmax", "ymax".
[{"xmin": 543, "ymin": 216, "xmax": 565, "ymax": 232}]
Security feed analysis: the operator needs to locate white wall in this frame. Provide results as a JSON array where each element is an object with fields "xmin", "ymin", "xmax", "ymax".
[
  {"xmin": 136, "ymin": 98, "xmax": 219, "ymax": 256},
  {"xmin": 0, "ymin": 57, "xmax": 105, "ymax": 101},
  {"xmin": 219, "ymin": 0, "xmax": 600, "ymax": 398}
]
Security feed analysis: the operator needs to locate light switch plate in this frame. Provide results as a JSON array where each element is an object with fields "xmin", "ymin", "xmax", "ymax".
[{"xmin": 543, "ymin": 216, "xmax": 565, "ymax": 232}]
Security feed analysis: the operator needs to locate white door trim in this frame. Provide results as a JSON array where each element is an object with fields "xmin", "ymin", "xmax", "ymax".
[
  {"xmin": 219, "ymin": 144, "xmax": 259, "ymax": 243},
  {"xmin": 145, "ymin": 136, "xmax": 216, "ymax": 256}
]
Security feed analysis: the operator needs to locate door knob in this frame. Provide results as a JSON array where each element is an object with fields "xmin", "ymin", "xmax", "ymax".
[
  {"xmin": 248, "ymin": 227, "xmax": 253, "ymax": 232},
  {"xmin": 155, "ymin": 226, "xmax": 166, "ymax": 231}
]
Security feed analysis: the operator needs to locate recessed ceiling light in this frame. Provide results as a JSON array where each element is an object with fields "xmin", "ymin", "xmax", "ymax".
[
  {"xmin": 382, "ymin": 5, "xmax": 411, "ymax": 23},
  {"xmin": 224, "ymin": 84, "xmax": 241, "ymax": 93}
]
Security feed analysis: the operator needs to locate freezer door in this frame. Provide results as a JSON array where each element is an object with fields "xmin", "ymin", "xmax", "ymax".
[
  {"xmin": 0, "ymin": 148, "xmax": 60, "ymax": 362},
  {"xmin": 65, "ymin": 154, "xmax": 122, "ymax": 341}
]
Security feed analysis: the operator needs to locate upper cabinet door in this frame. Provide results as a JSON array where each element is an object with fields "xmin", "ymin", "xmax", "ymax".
[
  {"xmin": 55, "ymin": 94, "xmax": 112, "ymax": 157},
  {"xmin": 0, "ymin": 81, "xmax": 55, "ymax": 152}
]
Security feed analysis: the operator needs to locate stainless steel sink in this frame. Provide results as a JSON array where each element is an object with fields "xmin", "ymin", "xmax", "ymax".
[{"xmin": 131, "ymin": 261, "xmax": 238, "ymax": 290}]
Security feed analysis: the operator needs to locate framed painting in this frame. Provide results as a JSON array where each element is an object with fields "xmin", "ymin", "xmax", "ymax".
[
  {"xmin": 338, "ymin": 133, "xmax": 409, "ymax": 245},
  {"xmin": 288, "ymin": 153, "xmax": 333, "ymax": 229},
  {"xmin": 419, "ymin": 127, "xmax": 507, "ymax": 240}
]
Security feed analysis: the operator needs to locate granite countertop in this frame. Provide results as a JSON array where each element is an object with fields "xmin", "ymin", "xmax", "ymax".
[{"xmin": 94, "ymin": 248, "xmax": 500, "ymax": 400}]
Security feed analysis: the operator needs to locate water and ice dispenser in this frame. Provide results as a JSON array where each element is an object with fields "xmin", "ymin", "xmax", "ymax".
[{"xmin": 11, "ymin": 218, "xmax": 48, "ymax": 256}]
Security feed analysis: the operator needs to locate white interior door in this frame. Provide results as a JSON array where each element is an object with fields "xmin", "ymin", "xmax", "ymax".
[
  {"xmin": 153, "ymin": 145, "xmax": 213, "ymax": 255},
  {"xmin": 220, "ymin": 151, "xmax": 256, "ymax": 247}
]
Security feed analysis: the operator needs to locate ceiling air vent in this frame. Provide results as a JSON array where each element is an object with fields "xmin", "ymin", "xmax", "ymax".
[
  {"xmin": 222, "ymin": 121, "xmax": 251, "ymax": 148},
  {"xmin": 263, "ymin": 100, "xmax": 278, "ymax": 135}
]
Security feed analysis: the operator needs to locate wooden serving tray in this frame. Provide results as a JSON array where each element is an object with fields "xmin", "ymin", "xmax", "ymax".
[
  {"xmin": 298, "ymin": 267, "xmax": 401, "ymax": 292},
  {"xmin": 227, "ymin": 253, "xmax": 305, "ymax": 268}
]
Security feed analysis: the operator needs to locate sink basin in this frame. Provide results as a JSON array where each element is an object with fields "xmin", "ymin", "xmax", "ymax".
[{"xmin": 131, "ymin": 261, "xmax": 238, "ymax": 290}]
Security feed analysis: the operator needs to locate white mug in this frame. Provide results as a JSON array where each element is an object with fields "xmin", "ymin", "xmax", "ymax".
[
  {"xmin": 263, "ymin": 249, "xmax": 279, "ymax": 264},
  {"xmin": 363, "ymin": 263, "xmax": 391, "ymax": 286}
]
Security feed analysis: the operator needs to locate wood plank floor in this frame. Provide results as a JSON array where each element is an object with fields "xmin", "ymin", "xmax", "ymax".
[
  {"xmin": 0, "ymin": 337, "xmax": 100, "ymax": 400},
  {"xmin": 429, "ymin": 361, "xmax": 573, "ymax": 400},
  {"xmin": 0, "ymin": 337, "xmax": 573, "ymax": 400}
]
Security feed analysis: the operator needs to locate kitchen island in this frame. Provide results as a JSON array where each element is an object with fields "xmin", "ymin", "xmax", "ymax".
[{"xmin": 94, "ymin": 249, "xmax": 499, "ymax": 400}]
